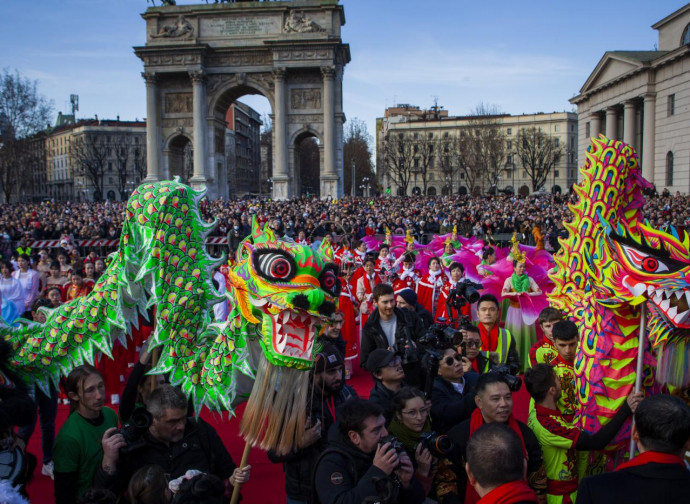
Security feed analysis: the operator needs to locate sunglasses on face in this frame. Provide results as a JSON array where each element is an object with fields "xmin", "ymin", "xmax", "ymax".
[
  {"xmin": 461, "ymin": 340, "xmax": 481, "ymax": 349},
  {"xmin": 443, "ymin": 354, "xmax": 463, "ymax": 366}
]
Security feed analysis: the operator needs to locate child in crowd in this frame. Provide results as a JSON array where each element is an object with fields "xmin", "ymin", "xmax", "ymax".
[{"xmin": 529, "ymin": 307, "xmax": 563, "ymax": 367}]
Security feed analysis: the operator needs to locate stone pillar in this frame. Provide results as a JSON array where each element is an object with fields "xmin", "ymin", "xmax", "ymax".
[
  {"xmin": 623, "ymin": 100, "xmax": 636, "ymax": 146},
  {"xmin": 590, "ymin": 113, "xmax": 601, "ymax": 139},
  {"xmin": 272, "ymin": 68, "xmax": 289, "ymax": 200},
  {"xmin": 321, "ymin": 66, "xmax": 338, "ymax": 199},
  {"xmin": 605, "ymin": 107, "xmax": 618, "ymax": 140},
  {"xmin": 189, "ymin": 70, "xmax": 208, "ymax": 189},
  {"xmin": 642, "ymin": 94, "xmax": 656, "ymax": 183},
  {"xmin": 142, "ymin": 72, "xmax": 160, "ymax": 182}
]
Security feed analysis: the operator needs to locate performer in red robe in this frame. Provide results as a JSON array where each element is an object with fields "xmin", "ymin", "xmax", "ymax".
[
  {"xmin": 393, "ymin": 253, "xmax": 420, "ymax": 294},
  {"xmin": 436, "ymin": 261, "xmax": 471, "ymax": 324},
  {"xmin": 416, "ymin": 256, "xmax": 445, "ymax": 315},
  {"xmin": 356, "ymin": 257, "xmax": 380, "ymax": 330}
]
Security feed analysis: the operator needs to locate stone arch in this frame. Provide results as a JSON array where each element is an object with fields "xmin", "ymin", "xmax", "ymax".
[
  {"xmin": 519, "ymin": 185, "xmax": 530, "ymax": 197},
  {"xmin": 293, "ymin": 129, "xmax": 322, "ymax": 197},
  {"xmin": 135, "ymin": 1, "xmax": 350, "ymax": 200},
  {"xmin": 166, "ymin": 134, "xmax": 193, "ymax": 183},
  {"xmin": 427, "ymin": 186, "xmax": 437, "ymax": 196}
]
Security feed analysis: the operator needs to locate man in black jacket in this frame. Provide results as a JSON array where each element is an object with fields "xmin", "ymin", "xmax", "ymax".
[
  {"xmin": 447, "ymin": 374, "xmax": 546, "ymax": 502},
  {"xmin": 361, "ymin": 284, "xmax": 424, "ymax": 387},
  {"xmin": 367, "ymin": 349, "xmax": 405, "ymax": 424},
  {"xmin": 268, "ymin": 344, "xmax": 356, "ymax": 503},
  {"xmin": 576, "ymin": 394, "xmax": 690, "ymax": 504},
  {"xmin": 94, "ymin": 384, "xmax": 248, "ymax": 498},
  {"xmin": 314, "ymin": 398, "xmax": 425, "ymax": 504},
  {"xmin": 430, "ymin": 347, "xmax": 478, "ymax": 434}
]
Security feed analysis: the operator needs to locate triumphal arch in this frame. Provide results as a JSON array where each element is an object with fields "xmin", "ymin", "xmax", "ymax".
[{"xmin": 134, "ymin": 0, "xmax": 350, "ymax": 199}]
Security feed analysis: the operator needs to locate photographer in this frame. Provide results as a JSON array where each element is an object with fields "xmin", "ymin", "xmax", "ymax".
[
  {"xmin": 435, "ymin": 262, "xmax": 471, "ymax": 324},
  {"xmin": 458, "ymin": 325, "xmax": 491, "ymax": 374},
  {"xmin": 94, "ymin": 384, "xmax": 247, "ymax": 500},
  {"xmin": 446, "ymin": 374, "xmax": 545, "ymax": 504},
  {"xmin": 268, "ymin": 344, "xmax": 356, "ymax": 503},
  {"xmin": 430, "ymin": 347, "xmax": 478, "ymax": 435},
  {"xmin": 367, "ymin": 349, "xmax": 406, "ymax": 423},
  {"xmin": 361, "ymin": 284, "xmax": 424, "ymax": 387},
  {"xmin": 314, "ymin": 398, "xmax": 425, "ymax": 504},
  {"xmin": 395, "ymin": 288, "xmax": 434, "ymax": 331}
]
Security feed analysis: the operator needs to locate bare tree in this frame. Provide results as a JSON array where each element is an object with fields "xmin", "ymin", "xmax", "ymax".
[
  {"xmin": 0, "ymin": 68, "xmax": 52, "ymax": 202},
  {"xmin": 114, "ymin": 135, "xmax": 132, "ymax": 199},
  {"xmin": 437, "ymin": 134, "xmax": 464, "ymax": 195},
  {"xmin": 132, "ymin": 141, "xmax": 147, "ymax": 186},
  {"xmin": 415, "ymin": 132, "xmax": 436, "ymax": 195},
  {"xmin": 453, "ymin": 129, "xmax": 483, "ymax": 195},
  {"xmin": 381, "ymin": 132, "xmax": 415, "ymax": 196},
  {"xmin": 71, "ymin": 134, "xmax": 109, "ymax": 201},
  {"xmin": 467, "ymin": 103, "xmax": 507, "ymax": 192},
  {"xmin": 343, "ymin": 118, "xmax": 375, "ymax": 195},
  {"xmin": 515, "ymin": 127, "xmax": 563, "ymax": 191}
]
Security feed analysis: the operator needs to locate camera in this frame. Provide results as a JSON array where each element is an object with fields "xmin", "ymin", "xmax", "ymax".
[
  {"xmin": 448, "ymin": 279, "xmax": 483, "ymax": 308},
  {"xmin": 380, "ymin": 435, "xmax": 405, "ymax": 454},
  {"xmin": 490, "ymin": 364, "xmax": 522, "ymax": 392},
  {"xmin": 419, "ymin": 321, "xmax": 463, "ymax": 349},
  {"xmin": 118, "ymin": 407, "xmax": 152, "ymax": 451},
  {"xmin": 418, "ymin": 431, "xmax": 455, "ymax": 458}
]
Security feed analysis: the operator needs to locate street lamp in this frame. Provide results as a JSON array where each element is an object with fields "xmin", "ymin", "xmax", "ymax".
[
  {"xmin": 361, "ymin": 177, "xmax": 370, "ymax": 197},
  {"xmin": 267, "ymin": 177, "xmax": 273, "ymax": 197}
]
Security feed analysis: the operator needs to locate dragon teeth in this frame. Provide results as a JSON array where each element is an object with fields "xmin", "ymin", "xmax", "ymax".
[
  {"xmin": 661, "ymin": 298, "xmax": 671, "ymax": 311},
  {"xmin": 668, "ymin": 306, "xmax": 678, "ymax": 319},
  {"xmin": 675, "ymin": 309, "xmax": 690, "ymax": 324},
  {"xmin": 653, "ymin": 293, "xmax": 663, "ymax": 305},
  {"xmin": 630, "ymin": 283, "xmax": 647, "ymax": 297},
  {"xmin": 647, "ymin": 285, "xmax": 655, "ymax": 295},
  {"xmin": 675, "ymin": 290, "xmax": 684, "ymax": 300}
]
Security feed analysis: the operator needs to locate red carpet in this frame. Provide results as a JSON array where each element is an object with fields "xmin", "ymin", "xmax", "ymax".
[{"xmin": 24, "ymin": 368, "xmax": 530, "ymax": 503}]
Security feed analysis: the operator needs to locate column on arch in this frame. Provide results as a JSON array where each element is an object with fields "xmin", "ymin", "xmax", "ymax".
[
  {"xmin": 272, "ymin": 67, "xmax": 289, "ymax": 200},
  {"xmin": 189, "ymin": 70, "xmax": 208, "ymax": 185},
  {"xmin": 605, "ymin": 107, "xmax": 618, "ymax": 140},
  {"xmin": 321, "ymin": 65, "xmax": 338, "ymax": 198},
  {"xmin": 142, "ymin": 72, "xmax": 160, "ymax": 182},
  {"xmin": 623, "ymin": 100, "xmax": 636, "ymax": 147},
  {"xmin": 642, "ymin": 93, "xmax": 656, "ymax": 183}
]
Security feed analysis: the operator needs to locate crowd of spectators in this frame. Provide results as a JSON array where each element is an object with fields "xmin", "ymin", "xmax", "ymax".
[{"xmin": 2, "ymin": 188, "xmax": 690, "ymax": 251}]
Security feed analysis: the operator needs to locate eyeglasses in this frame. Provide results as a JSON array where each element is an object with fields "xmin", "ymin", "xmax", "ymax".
[
  {"xmin": 443, "ymin": 354, "xmax": 463, "ymax": 366},
  {"xmin": 401, "ymin": 407, "xmax": 430, "ymax": 418},
  {"xmin": 461, "ymin": 340, "xmax": 482, "ymax": 349}
]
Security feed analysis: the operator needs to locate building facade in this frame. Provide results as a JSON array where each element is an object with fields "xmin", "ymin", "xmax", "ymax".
[
  {"xmin": 225, "ymin": 102, "xmax": 263, "ymax": 197},
  {"xmin": 570, "ymin": 4, "xmax": 690, "ymax": 193},
  {"xmin": 376, "ymin": 105, "xmax": 578, "ymax": 196},
  {"xmin": 46, "ymin": 116, "xmax": 147, "ymax": 202}
]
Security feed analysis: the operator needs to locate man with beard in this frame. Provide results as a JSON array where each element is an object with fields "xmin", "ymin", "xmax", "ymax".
[
  {"xmin": 269, "ymin": 345, "xmax": 356, "ymax": 504},
  {"xmin": 94, "ymin": 384, "xmax": 249, "ymax": 499},
  {"xmin": 447, "ymin": 374, "xmax": 546, "ymax": 504}
]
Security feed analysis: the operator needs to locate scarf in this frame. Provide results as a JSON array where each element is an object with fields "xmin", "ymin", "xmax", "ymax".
[
  {"xmin": 466, "ymin": 409, "xmax": 528, "ymax": 504},
  {"xmin": 477, "ymin": 480, "xmax": 537, "ymax": 504},
  {"xmin": 511, "ymin": 272, "xmax": 531, "ymax": 293},
  {"xmin": 615, "ymin": 451, "xmax": 685, "ymax": 471},
  {"xmin": 400, "ymin": 267, "xmax": 417, "ymax": 281},
  {"xmin": 478, "ymin": 323, "xmax": 499, "ymax": 352},
  {"xmin": 388, "ymin": 418, "xmax": 432, "ymax": 452}
]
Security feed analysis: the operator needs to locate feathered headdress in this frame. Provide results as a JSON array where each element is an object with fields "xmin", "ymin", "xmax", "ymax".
[
  {"xmin": 405, "ymin": 229, "xmax": 415, "ymax": 245},
  {"xmin": 510, "ymin": 232, "xmax": 526, "ymax": 263}
]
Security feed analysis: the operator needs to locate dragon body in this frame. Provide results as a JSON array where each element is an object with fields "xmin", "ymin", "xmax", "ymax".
[
  {"xmin": 1, "ymin": 179, "xmax": 338, "ymax": 454},
  {"xmin": 549, "ymin": 136, "xmax": 690, "ymax": 443}
]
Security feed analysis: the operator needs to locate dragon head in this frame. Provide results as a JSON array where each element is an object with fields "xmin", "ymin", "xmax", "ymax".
[{"xmin": 228, "ymin": 218, "xmax": 339, "ymax": 369}]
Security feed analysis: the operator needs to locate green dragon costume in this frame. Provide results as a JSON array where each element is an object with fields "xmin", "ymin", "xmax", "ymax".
[
  {"xmin": 549, "ymin": 135, "xmax": 688, "ymax": 444},
  {"xmin": 0, "ymin": 179, "xmax": 339, "ymax": 454}
]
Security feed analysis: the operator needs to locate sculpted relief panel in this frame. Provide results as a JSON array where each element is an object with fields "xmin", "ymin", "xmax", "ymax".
[
  {"xmin": 291, "ymin": 88, "xmax": 321, "ymax": 110},
  {"xmin": 165, "ymin": 93, "xmax": 193, "ymax": 114}
]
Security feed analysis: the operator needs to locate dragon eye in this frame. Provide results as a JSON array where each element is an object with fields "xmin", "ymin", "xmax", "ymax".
[
  {"xmin": 320, "ymin": 269, "xmax": 341, "ymax": 297},
  {"xmin": 621, "ymin": 245, "xmax": 670, "ymax": 274},
  {"xmin": 255, "ymin": 251, "xmax": 295, "ymax": 280}
]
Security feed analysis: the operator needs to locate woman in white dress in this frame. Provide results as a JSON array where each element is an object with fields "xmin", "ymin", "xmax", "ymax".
[
  {"xmin": 1, "ymin": 261, "xmax": 25, "ymax": 322},
  {"xmin": 12, "ymin": 254, "xmax": 40, "ymax": 315}
]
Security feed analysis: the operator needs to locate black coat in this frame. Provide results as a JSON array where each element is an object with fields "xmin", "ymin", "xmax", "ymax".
[
  {"xmin": 94, "ymin": 418, "xmax": 236, "ymax": 498},
  {"xmin": 314, "ymin": 423, "xmax": 426, "ymax": 504},
  {"xmin": 361, "ymin": 307, "xmax": 425, "ymax": 387},
  {"xmin": 267, "ymin": 384, "xmax": 356, "ymax": 501},
  {"xmin": 446, "ymin": 417, "xmax": 544, "ymax": 502},
  {"xmin": 575, "ymin": 458, "xmax": 690, "ymax": 504},
  {"xmin": 429, "ymin": 374, "xmax": 478, "ymax": 434},
  {"xmin": 368, "ymin": 381, "xmax": 398, "ymax": 425}
]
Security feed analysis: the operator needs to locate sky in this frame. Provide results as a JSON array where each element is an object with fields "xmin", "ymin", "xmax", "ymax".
[{"xmin": 1, "ymin": 0, "xmax": 687, "ymax": 141}]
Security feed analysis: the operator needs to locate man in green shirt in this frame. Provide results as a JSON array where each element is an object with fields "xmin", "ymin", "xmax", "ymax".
[
  {"xmin": 53, "ymin": 365, "xmax": 118, "ymax": 504},
  {"xmin": 524, "ymin": 364, "xmax": 642, "ymax": 504}
]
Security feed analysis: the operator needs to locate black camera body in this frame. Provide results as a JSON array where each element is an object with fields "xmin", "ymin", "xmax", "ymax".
[
  {"xmin": 490, "ymin": 364, "xmax": 522, "ymax": 392},
  {"xmin": 418, "ymin": 431, "xmax": 455, "ymax": 458},
  {"xmin": 118, "ymin": 407, "xmax": 153, "ymax": 451},
  {"xmin": 419, "ymin": 322, "xmax": 463, "ymax": 349},
  {"xmin": 380, "ymin": 434, "xmax": 405, "ymax": 454},
  {"xmin": 447, "ymin": 279, "xmax": 483, "ymax": 308}
]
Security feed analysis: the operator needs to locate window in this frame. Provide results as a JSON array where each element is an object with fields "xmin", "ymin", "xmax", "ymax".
[
  {"xmin": 507, "ymin": 128, "xmax": 512, "ymax": 135},
  {"xmin": 555, "ymin": 125, "xmax": 560, "ymax": 132},
  {"xmin": 460, "ymin": 173, "xmax": 465, "ymax": 180},
  {"xmin": 443, "ymin": 132, "xmax": 449, "ymax": 138},
  {"xmin": 414, "ymin": 158, "xmax": 419, "ymax": 168},
  {"xmin": 586, "ymin": 122, "xmax": 591, "ymax": 138},
  {"xmin": 570, "ymin": 124, "xmax": 575, "ymax": 132},
  {"xmin": 555, "ymin": 138, "xmax": 560, "ymax": 147},
  {"xmin": 523, "ymin": 171, "xmax": 527, "ymax": 178},
  {"xmin": 682, "ymin": 23, "xmax": 690, "ymax": 45},
  {"xmin": 429, "ymin": 172, "xmax": 434, "ymax": 181},
  {"xmin": 506, "ymin": 155, "xmax": 513, "ymax": 165},
  {"xmin": 108, "ymin": 162, "xmax": 113, "ymax": 171},
  {"xmin": 507, "ymin": 140, "xmax": 512, "ymax": 150},
  {"xmin": 413, "ymin": 132, "xmax": 419, "ymax": 140},
  {"xmin": 668, "ymin": 94, "xmax": 675, "ymax": 116},
  {"xmin": 428, "ymin": 132, "xmax": 433, "ymax": 139},
  {"xmin": 666, "ymin": 151, "xmax": 674, "ymax": 186},
  {"xmin": 554, "ymin": 170, "xmax": 559, "ymax": 177}
]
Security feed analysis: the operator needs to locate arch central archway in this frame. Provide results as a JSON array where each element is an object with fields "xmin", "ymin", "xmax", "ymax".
[{"xmin": 135, "ymin": 1, "xmax": 350, "ymax": 200}]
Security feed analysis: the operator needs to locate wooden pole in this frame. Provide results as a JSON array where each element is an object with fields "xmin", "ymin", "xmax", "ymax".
[
  {"xmin": 629, "ymin": 303, "xmax": 647, "ymax": 459},
  {"xmin": 230, "ymin": 440, "xmax": 252, "ymax": 504}
]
